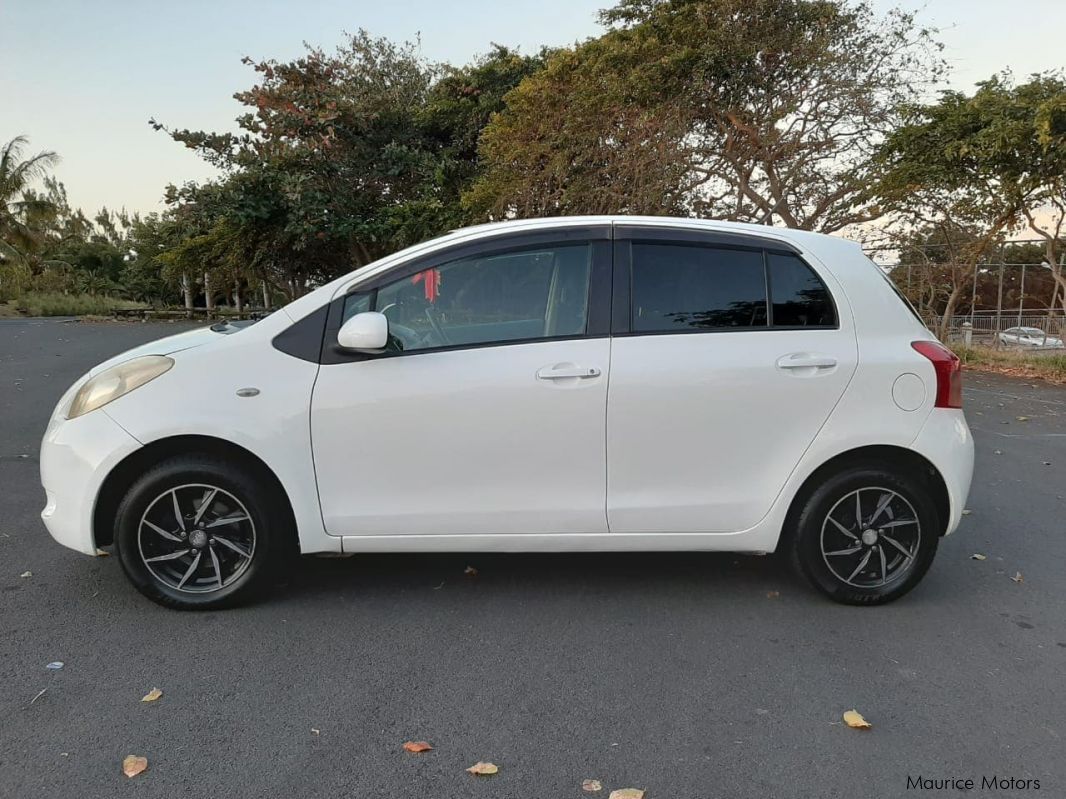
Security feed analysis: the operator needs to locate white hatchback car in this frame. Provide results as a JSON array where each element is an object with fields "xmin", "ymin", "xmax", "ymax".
[{"xmin": 41, "ymin": 217, "xmax": 974, "ymax": 609}]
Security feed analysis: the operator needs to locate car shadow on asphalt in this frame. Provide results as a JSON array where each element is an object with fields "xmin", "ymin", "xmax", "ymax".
[{"xmin": 270, "ymin": 550, "xmax": 804, "ymax": 603}]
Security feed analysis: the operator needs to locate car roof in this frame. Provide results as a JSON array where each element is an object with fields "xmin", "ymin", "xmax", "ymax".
[{"xmin": 449, "ymin": 215, "xmax": 851, "ymax": 253}]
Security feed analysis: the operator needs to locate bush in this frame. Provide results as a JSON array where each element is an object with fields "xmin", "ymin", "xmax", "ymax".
[{"xmin": 15, "ymin": 292, "xmax": 148, "ymax": 317}]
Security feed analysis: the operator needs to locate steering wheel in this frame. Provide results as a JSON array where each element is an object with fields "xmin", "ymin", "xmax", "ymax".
[{"xmin": 423, "ymin": 306, "xmax": 453, "ymax": 346}]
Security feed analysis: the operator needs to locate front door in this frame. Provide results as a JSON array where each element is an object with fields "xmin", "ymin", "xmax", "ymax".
[
  {"xmin": 606, "ymin": 230, "xmax": 858, "ymax": 533},
  {"xmin": 311, "ymin": 234, "xmax": 612, "ymax": 536}
]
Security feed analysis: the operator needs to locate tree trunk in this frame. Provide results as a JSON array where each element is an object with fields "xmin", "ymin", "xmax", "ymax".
[
  {"xmin": 261, "ymin": 280, "xmax": 270, "ymax": 310},
  {"xmin": 181, "ymin": 272, "xmax": 194, "ymax": 315},
  {"xmin": 234, "ymin": 281, "xmax": 243, "ymax": 313},
  {"xmin": 938, "ymin": 282, "xmax": 965, "ymax": 342},
  {"xmin": 203, "ymin": 273, "xmax": 215, "ymax": 311}
]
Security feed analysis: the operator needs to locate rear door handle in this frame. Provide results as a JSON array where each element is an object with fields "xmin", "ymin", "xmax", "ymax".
[
  {"xmin": 536, "ymin": 365, "xmax": 601, "ymax": 380},
  {"xmin": 776, "ymin": 353, "xmax": 837, "ymax": 370}
]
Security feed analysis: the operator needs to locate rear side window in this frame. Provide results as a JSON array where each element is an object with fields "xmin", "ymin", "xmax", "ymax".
[
  {"xmin": 768, "ymin": 253, "xmax": 836, "ymax": 327},
  {"xmin": 631, "ymin": 244, "xmax": 767, "ymax": 331}
]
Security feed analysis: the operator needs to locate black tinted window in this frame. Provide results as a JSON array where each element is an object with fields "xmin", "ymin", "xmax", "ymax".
[
  {"xmin": 631, "ymin": 244, "xmax": 767, "ymax": 331},
  {"xmin": 342, "ymin": 243, "xmax": 591, "ymax": 352},
  {"xmin": 769, "ymin": 253, "xmax": 835, "ymax": 327}
]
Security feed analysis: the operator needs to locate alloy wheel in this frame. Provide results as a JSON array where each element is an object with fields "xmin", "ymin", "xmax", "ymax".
[
  {"xmin": 137, "ymin": 483, "xmax": 256, "ymax": 594},
  {"xmin": 819, "ymin": 487, "xmax": 921, "ymax": 589}
]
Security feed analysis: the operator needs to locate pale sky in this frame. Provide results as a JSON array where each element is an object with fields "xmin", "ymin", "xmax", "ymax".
[{"xmin": 2, "ymin": 0, "xmax": 1064, "ymax": 217}]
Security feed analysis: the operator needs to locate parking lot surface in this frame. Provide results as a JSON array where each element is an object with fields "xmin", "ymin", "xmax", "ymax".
[{"xmin": 1, "ymin": 318, "xmax": 1064, "ymax": 798}]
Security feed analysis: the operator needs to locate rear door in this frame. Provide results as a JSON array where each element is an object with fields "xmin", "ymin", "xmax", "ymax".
[{"xmin": 606, "ymin": 225, "xmax": 858, "ymax": 533}]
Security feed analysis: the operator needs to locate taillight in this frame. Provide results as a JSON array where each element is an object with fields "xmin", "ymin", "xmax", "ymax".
[{"xmin": 911, "ymin": 341, "xmax": 963, "ymax": 408}]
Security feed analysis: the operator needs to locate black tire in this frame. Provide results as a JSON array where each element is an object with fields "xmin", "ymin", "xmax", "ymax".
[
  {"xmin": 113, "ymin": 453, "xmax": 290, "ymax": 610},
  {"xmin": 789, "ymin": 465, "xmax": 939, "ymax": 605}
]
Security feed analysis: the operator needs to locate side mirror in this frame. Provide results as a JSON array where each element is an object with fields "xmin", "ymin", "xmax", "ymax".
[{"xmin": 337, "ymin": 311, "xmax": 389, "ymax": 353}]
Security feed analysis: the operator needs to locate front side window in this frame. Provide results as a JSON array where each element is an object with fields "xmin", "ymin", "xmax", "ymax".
[
  {"xmin": 631, "ymin": 243, "xmax": 767, "ymax": 332},
  {"xmin": 344, "ymin": 243, "xmax": 592, "ymax": 353}
]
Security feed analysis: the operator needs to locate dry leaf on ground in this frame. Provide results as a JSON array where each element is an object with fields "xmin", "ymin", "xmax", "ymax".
[
  {"xmin": 1011, "ymin": 572, "xmax": 1024, "ymax": 583},
  {"xmin": 608, "ymin": 789, "xmax": 645, "ymax": 799},
  {"xmin": 95, "ymin": 549, "xmax": 109, "ymax": 557},
  {"xmin": 843, "ymin": 709, "xmax": 872, "ymax": 729},
  {"xmin": 464, "ymin": 565, "xmax": 478, "ymax": 576},
  {"xmin": 311, "ymin": 728, "xmax": 320, "ymax": 735},
  {"xmin": 122, "ymin": 755, "xmax": 148, "ymax": 778},
  {"xmin": 20, "ymin": 571, "xmax": 31, "ymax": 578},
  {"xmin": 971, "ymin": 553, "xmax": 987, "ymax": 561},
  {"xmin": 141, "ymin": 688, "xmax": 162, "ymax": 703},
  {"xmin": 961, "ymin": 509, "xmax": 972, "ymax": 515},
  {"xmin": 466, "ymin": 762, "xmax": 498, "ymax": 776},
  {"xmin": 403, "ymin": 741, "xmax": 433, "ymax": 753},
  {"xmin": 1016, "ymin": 416, "xmax": 1030, "ymax": 422},
  {"xmin": 582, "ymin": 779, "xmax": 603, "ymax": 792},
  {"xmin": 766, "ymin": 591, "xmax": 780, "ymax": 598}
]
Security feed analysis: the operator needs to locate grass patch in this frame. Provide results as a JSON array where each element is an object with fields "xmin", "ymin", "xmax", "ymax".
[
  {"xmin": 956, "ymin": 345, "xmax": 1066, "ymax": 384},
  {"xmin": 14, "ymin": 292, "xmax": 148, "ymax": 317}
]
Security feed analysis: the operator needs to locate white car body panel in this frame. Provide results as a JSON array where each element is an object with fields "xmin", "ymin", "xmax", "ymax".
[
  {"xmin": 312, "ymin": 338, "xmax": 610, "ymax": 536},
  {"xmin": 40, "ymin": 215, "xmax": 974, "ymax": 563}
]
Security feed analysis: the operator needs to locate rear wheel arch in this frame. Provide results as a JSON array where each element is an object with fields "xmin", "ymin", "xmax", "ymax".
[
  {"xmin": 782, "ymin": 445, "xmax": 951, "ymax": 544},
  {"xmin": 93, "ymin": 435, "xmax": 297, "ymax": 549}
]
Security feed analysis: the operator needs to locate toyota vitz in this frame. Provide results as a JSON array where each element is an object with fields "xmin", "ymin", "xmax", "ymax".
[{"xmin": 41, "ymin": 217, "xmax": 974, "ymax": 609}]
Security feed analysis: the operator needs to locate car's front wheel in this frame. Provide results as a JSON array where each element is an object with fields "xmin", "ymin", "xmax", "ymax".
[
  {"xmin": 790, "ymin": 466, "xmax": 940, "ymax": 605},
  {"xmin": 113, "ymin": 454, "xmax": 288, "ymax": 610}
]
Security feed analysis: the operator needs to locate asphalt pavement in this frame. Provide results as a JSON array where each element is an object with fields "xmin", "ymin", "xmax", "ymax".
[{"xmin": 1, "ymin": 318, "xmax": 1064, "ymax": 798}]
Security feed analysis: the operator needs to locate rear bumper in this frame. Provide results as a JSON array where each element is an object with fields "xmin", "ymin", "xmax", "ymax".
[
  {"xmin": 910, "ymin": 409, "xmax": 974, "ymax": 535},
  {"xmin": 40, "ymin": 410, "xmax": 142, "ymax": 555}
]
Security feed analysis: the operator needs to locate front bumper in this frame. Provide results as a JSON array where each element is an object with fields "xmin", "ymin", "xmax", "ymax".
[
  {"xmin": 40, "ymin": 409, "xmax": 142, "ymax": 555},
  {"xmin": 909, "ymin": 409, "xmax": 975, "ymax": 536}
]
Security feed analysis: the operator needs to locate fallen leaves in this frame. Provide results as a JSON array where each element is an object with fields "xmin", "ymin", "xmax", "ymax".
[
  {"xmin": 961, "ymin": 509, "xmax": 972, "ymax": 516},
  {"xmin": 402, "ymin": 741, "xmax": 433, "ymax": 753},
  {"xmin": 842, "ymin": 709, "xmax": 872, "ymax": 730},
  {"xmin": 582, "ymin": 779, "xmax": 603, "ymax": 792},
  {"xmin": 466, "ymin": 761, "xmax": 498, "ymax": 776},
  {"xmin": 141, "ymin": 688, "xmax": 163, "ymax": 703},
  {"xmin": 608, "ymin": 790, "xmax": 645, "ymax": 799},
  {"xmin": 1016, "ymin": 416, "xmax": 1030, "ymax": 422},
  {"xmin": 971, "ymin": 553, "xmax": 987, "ymax": 561},
  {"xmin": 95, "ymin": 548, "xmax": 110, "ymax": 557},
  {"xmin": 1011, "ymin": 572, "xmax": 1024, "ymax": 583},
  {"xmin": 19, "ymin": 570, "xmax": 31, "ymax": 578},
  {"xmin": 464, "ymin": 565, "xmax": 478, "ymax": 576},
  {"xmin": 122, "ymin": 755, "xmax": 148, "ymax": 778},
  {"xmin": 45, "ymin": 661, "xmax": 63, "ymax": 671},
  {"xmin": 766, "ymin": 590, "xmax": 780, "ymax": 599}
]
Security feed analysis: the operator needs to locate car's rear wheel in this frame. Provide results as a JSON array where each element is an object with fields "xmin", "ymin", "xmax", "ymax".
[
  {"xmin": 113, "ymin": 454, "xmax": 288, "ymax": 610},
  {"xmin": 790, "ymin": 466, "xmax": 939, "ymax": 605}
]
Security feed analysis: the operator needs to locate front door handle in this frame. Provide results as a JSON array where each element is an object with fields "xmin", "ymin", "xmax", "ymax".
[
  {"xmin": 776, "ymin": 353, "xmax": 837, "ymax": 370},
  {"xmin": 536, "ymin": 364, "xmax": 601, "ymax": 380}
]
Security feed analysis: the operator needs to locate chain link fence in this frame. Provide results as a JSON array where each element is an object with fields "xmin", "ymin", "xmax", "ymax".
[{"xmin": 868, "ymin": 238, "xmax": 1065, "ymax": 348}]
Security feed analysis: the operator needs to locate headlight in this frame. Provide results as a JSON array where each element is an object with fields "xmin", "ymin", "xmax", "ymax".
[{"xmin": 67, "ymin": 355, "xmax": 174, "ymax": 419}]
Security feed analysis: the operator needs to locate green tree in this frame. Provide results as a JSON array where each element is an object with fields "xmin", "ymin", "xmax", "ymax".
[
  {"xmin": 470, "ymin": 0, "xmax": 945, "ymax": 230},
  {"xmin": 0, "ymin": 136, "xmax": 60, "ymax": 296},
  {"xmin": 877, "ymin": 73, "xmax": 1066, "ymax": 337}
]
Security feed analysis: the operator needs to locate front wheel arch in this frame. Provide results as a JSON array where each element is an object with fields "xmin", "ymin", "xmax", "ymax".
[{"xmin": 93, "ymin": 435, "xmax": 297, "ymax": 551}]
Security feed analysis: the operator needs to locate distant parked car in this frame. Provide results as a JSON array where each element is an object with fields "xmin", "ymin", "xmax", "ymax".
[
  {"xmin": 41, "ymin": 216, "xmax": 974, "ymax": 609},
  {"xmin": 998, "ymin": 326, "xmax": 1065, "ymax": 349}
]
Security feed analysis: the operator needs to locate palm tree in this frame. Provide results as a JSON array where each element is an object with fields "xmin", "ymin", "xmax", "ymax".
[{"xmin": 1, "ymin": 135, "xmax": 59, "ymax": 266}]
